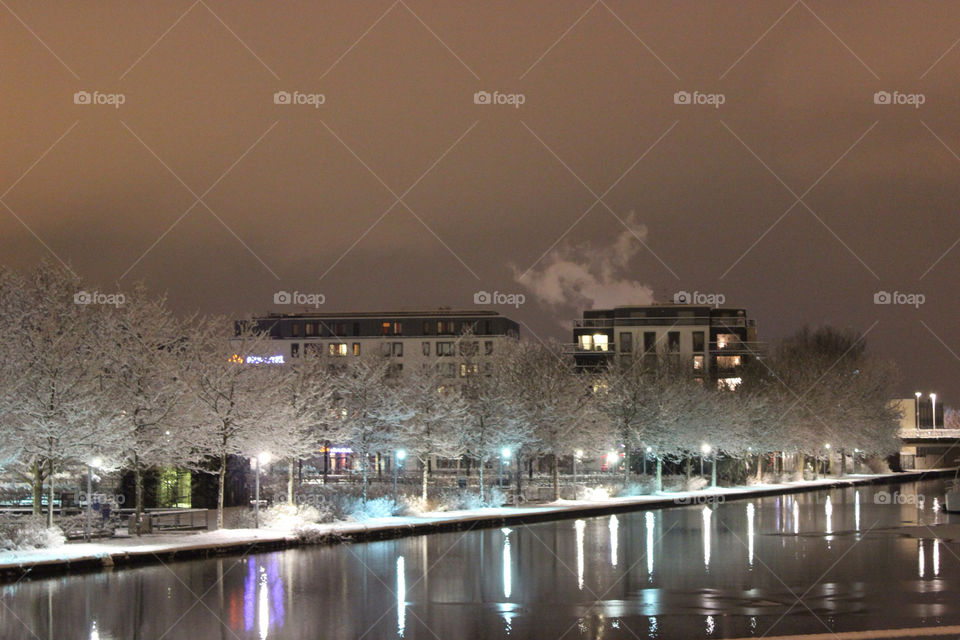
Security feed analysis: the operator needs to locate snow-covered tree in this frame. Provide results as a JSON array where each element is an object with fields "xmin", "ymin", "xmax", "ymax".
[
  {"xmin": 396, "ymin": 363, "xmax": 467, "ymax": 500},
  {"xmin": 101, "ymin": 284, "xmax": 191, "ymax": 530},
  {"xmin": 330, "ymin": 354, "xmax": 411, "ymax": 501},
  {"xmin": 6, "ymin": 262, "xmax": 128, "ymax": 525},
  {"xmin": 181, "ymin": 316, "xmax": 284, "ymax": 528}
]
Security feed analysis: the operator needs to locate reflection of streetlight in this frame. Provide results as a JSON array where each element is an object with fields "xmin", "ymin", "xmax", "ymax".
[
  {"xmin": 393, "ymin": 449, "xmax": 406, "ymax": 502},
  {"xmin": 254, "ymin": 452, "xmax": 271, "ymax": 529},
  {"xmin": 931, "ymin": 393, "xmax": 938, "ymax": 430},
  {"xmin": 915, "ymin": 391, "xmax": 922, "ymax": 430},
  {"xmin": 499, "ymin": 449, "xmax": 511, "ymax": 489}
]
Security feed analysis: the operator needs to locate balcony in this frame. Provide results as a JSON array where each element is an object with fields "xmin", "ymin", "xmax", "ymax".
[{"xmin": 899, "ymin": 428, "xmax": 960, "ymax": 440}]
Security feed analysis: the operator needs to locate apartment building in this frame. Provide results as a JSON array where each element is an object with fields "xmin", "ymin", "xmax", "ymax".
[
  {"xmin": 246, "ymin": 309, "xmax": 520, "ymax": 379},
  {"xmin": 570, "ymin": 303, "xmax": 759, "ymax": 387}
]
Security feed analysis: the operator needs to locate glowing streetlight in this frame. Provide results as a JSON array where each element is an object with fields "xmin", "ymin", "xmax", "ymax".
[
  {"xmin": 573, "ymin": 450, "xmax": 584, "ymax": 499},
  {"xmin": 253, "ymin": 452, "xmax": 271, "ymax": 529},
  {"xmin": 915, "ymin": 391, "xmax": 922, "ymax": 431},
  {"xmin": 931, "ymin": 393, "xmax": 938, "ymax": 430},
  {"xmin": 499, "ymin": 448, "xmax": 512, "ymax": 490}
]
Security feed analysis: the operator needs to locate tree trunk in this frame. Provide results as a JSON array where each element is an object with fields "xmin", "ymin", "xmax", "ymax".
[
  {"xmin": 685, "ymin": 456, "xmax": 692, "ymax": 480},
  {"xmin": 552, "ymin": 454, "xmax": 559, "ymax": 501},
  {"xmin": 812, "ymin": 454, "xmax": 819, "ymax": 480},
  {"xmin": 135, "ymin": 464, "xmax": 144, "ymax": 537},
  {"xmin": 32, "ymin": 463, "xmax": 43, "ymax": 516},
  {"xmin": 421, "ymin": 459, "xmax": 429, "ymax": 502},
  {"xmin": 838, "ymin": 449, "xmax": 845, "ymax": 477},
  {"xmin": 287, "ymin": 459, "xmax": 295, "ymax": 503},
  {"xmin": 655, "ymin": 457, "xmax": 663, "ymax": 493},
  {"xmin": 361, "ymin": 455, "xmax": 368, "ymax": 502},
  {"xmin": 756, "ymin": 452, "xmax": 763, "ymax": 482},
  {"xmin": 216, "ymin": 452, "xmax": 227, "ymax": 529},
  {"xmin": 478, "ymin": 462, "xmax": 485, "ymax": 501},
  {"xmin": 623, "ymin": 444, "xmax": 630, "ymax": 486},
  {"xmin": 46, "ymin": 458, "xmax": 55, "ymax": 528}
]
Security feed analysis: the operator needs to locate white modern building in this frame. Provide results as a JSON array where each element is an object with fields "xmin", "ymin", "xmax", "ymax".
[
  {"xmin": 246, "ymin": 309, "xmax": 520, "ymax": 380},
  {"xmin": 570, "ymin": 303, "xmax": 760, "ymax": 387}
]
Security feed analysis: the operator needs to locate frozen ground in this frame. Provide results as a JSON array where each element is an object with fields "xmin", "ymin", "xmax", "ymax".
[{"xmin": 0, "ymin": 470, "xmax": 948, "ymax": 575}]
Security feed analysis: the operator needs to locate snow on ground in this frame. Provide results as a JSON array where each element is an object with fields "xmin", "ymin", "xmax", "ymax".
[{"xmin": 0, "ymin": 470, "xmax": 947, "ymax": 574}]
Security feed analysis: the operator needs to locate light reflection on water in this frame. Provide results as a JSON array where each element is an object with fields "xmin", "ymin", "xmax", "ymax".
[{"xmin": 4, "ymin": 478, "xmax": 959, "ymax": 640}]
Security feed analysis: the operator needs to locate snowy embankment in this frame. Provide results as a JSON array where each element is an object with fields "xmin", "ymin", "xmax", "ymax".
[{"xmin": 0, "ymin": 469, "xmax": 952, "ymax": 581}]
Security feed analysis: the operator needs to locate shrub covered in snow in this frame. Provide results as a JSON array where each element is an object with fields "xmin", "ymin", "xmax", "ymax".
[{"xmin": 0, "ymin": 515, "xmax": 65, "ymax": 551}]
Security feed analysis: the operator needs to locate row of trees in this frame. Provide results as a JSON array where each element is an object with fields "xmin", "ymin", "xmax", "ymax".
[{"xmin": 0, "ymin": 263, "xmax": 904, "ymax": 528}]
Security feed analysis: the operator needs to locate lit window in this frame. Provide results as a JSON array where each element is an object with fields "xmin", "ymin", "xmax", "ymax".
[
  {"xmin": 352, "ymin": 343, "xmax": 361, "ymax": 356},
  {"xmin": 718, "ymin": 377, "xmax": 742, "ymax": 391},
  {"xmin": 328, "ymin": 343, "xmax": 347, "ymax": 357},
  {"xmin": 716, "ymin": 333, "xmax": 738, "ymax": 349},
  {"xmin": 693, "ymin": 355, "xmax": 704, "ymax": 371},
  {"xmin": 716, "ymin": 355, "xmax": 741, "ymax": 370},
  {"xmin": 579, "ymin": 334, "xmax": 593, "ymax": 350},
  {"xmin": 382, "ymin": 322, "xmax": 391, "ymax": 335},
  {"xmin": 592, "ymin": 334, "xmax": 609, "ymax": 351}
]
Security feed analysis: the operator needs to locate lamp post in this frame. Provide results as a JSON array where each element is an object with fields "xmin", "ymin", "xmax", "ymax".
[
  {"xmin": 701, "ymin": 444, "xmax": 711, "ymax": 480},
  {"xmin": 573, "ymin": 450, "xmax": 583, "ymax": 499},
  {"xmin": 85, "ymin": 457, "xmax": 102, "ymax": 541},
  {"xmin": 254, "ymin": 452, "xmax": 271, "ymax": 529},
  {"xmin": 394, "ymin": 449, "xmax": 406, "ymax": 502},
  {"xmin": 644, "ymin": 446, "xmax": 652, "ymax": 475},
  {"xmin": 824, "ymin": 443, "xmax": 831, "ymax": 476},
  {"xmin": 499, "ymin": 448, "xmax": 511, "ymax": 489},
  {"xmin": 931, "ymin": 393, "xmax": 937, "ymax": 430},
  {"xmin": 915, "ymin": 391, "xmax": 922, "ymax": 431}
]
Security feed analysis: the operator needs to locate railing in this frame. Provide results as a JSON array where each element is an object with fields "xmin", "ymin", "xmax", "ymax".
[{"xmin": 899, "ymin": 428, "xmax": 960, "ymax": 440}]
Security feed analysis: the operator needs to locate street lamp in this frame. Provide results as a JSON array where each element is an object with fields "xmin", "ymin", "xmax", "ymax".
[
  {"xmin": 915, "ymin": 391, "xmax": 922, "ymax": 431},
  {"xmin": 85, "ymin": 457, "xmax": 102, "ymax": 540},
  {"xmin": 499, "ymin": 448, "xmax": 511, "ymax": 489},
  {"xmin": 573, "ymin": 450, "xmax": 583, "ymax": 499},
  {"xmin": 931, "ymin": 393, "xmax": 937, "ymax": 430},
  {"xmin": 394, "ymin": 449, "xmax": 406, "ymax": 502},
  {"xmin": 254, "ymin": 452, "xmax": 271, "ymax": 529}
]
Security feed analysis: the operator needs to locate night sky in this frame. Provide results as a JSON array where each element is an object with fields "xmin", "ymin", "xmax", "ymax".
[{"xmin": 2, "ymin": 1, "xmax": 958, "ymax": 401}]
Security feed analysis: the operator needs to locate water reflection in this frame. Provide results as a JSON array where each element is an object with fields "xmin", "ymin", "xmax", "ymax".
[
  {"xmin": 934, "ymin": 538, "xmax": 941, "ymax": 577},
  {"xmin": 855, "ymin": 490, "xmax": 861, "ymax": 532},
  {"xmin": 702, "ymin": 506, "xmax": 712, "ymax": 570},
  {"xmin": 502, "ymin": 528, "xmax": 513, "ymax": 599},
  {"xmin": 609, "ymin": 515, "xmax": 619, "ymax": 567},
  {"xmin": 746, "ymin": 503, "xmax": 755, "ymax": 568},
  {"xmin": 705, "ymin": 614, "xmax": 715, "ymax": 636},
  {"xmin": 825, "ymin": 495, "xmax": 833, "ymax": 541},
  {"xmin": 397, "ymin": 555, "xmax": 406, "ymax": 637},
  {"xmin": 793, "ymin": 498, "xmax": 800, "ymax": 534},
  {"xmin": 919, "ymin": 539, "xmax": 925, "ymax": 578},
  {"xmin": 645, "ymin": 511, "xmax": 655, "ymax": 580},
  {"xmin": 240, "ymin": 556, "xmax": 284, "ymax": 638},
  {"xmin": 575, "ymin": 519, "xmax": 586, "ymax": 590}
]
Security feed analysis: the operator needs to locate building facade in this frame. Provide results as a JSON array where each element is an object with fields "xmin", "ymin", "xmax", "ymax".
[
  {"xmin": 246, "ymin": 309, "xmax": 520, "ymax": 380},
  {"xmin": 570, "ymin": 304, "xmax": 760, "ymax": 387},
  {"xmin": 896, "ymin": 394, "xmax": 956, "ymax": 470}
]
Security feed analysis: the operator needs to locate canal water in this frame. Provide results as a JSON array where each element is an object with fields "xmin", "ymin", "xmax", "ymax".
[{"xmin": 2, "ymin": 478, "xmax": 958, "ymax": 639}]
